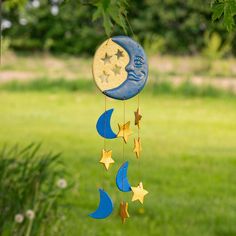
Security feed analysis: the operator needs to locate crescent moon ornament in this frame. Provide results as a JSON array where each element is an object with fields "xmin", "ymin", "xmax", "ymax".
[
  {"xmin": 96, "ymin": 109, "xmax": 117, "ymax": 139},
  {"xmin": 93, "ymin": 36, "xmax": 148, "ymax": 100},
  {"xmin": 91, "ymin": 36, "xmax": 149, "ymax": 222},
  {"xmin": 116, "ymin": 161, "xmax": 132, "ymax": 192},
  {"xmin": 89, "ymin": 189, "xmax": 114, "ymax": 219}
]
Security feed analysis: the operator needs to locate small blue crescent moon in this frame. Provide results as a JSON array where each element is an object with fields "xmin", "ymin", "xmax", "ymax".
[
  {"xmin": 89, "ymin": 189, "xmax": 114, "ymax": 219},
  {"xmin": 96, "ymin": 109, "xmax": 117, "ymax": 139},
  {"xmin": 116, "ymin": 161, "xmax": 132, "ymax": 192},
  {"xmin": 104, "ymin": 36, "xmax": 148, "ymax": 100}
]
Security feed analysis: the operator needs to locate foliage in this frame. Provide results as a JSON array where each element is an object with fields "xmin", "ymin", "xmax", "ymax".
[
  {"xmin": 0, "ymin": 143, "xmax": 69, "ymax": 236},
  {"xmin": 212, "ymin": 0, "xmax": 236, "ymax": 31},
  {"xmin": 91, "ymin": 0, "xmax": 129, "ymax": 36},
  {"xmin": 202, "ymin": 31, "xmax": 232, "ymax": 59},
  {"xmin": 2, "ymin": 0, "xmax": 236, "ymax": 55}
]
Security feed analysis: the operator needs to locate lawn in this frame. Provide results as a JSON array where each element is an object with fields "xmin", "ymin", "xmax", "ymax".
[{"xmin": 0, "ymin": 91, "xmax": 236, "ymax": 236}]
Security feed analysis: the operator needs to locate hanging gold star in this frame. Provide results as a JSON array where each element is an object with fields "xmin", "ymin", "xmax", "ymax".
[
  {"xmin": 115, "ymin": 49, "xmax": 124, "ymax": 60},
  {"xmin": 112, "ymin": 64, "xmax": 121, "ymax": 75},
  {"xmin": 101, "ymin": 53, "xmax": 112, "ymax": 64},
  {"xmin": 117, "ymin": 121, "xmax": 132, "ymax": 143},
  {"xmin": 99, "ymin": 149, "xmax": 114, "ymax": 170},
  {"xmin": 133, "ymin": 138, "xmax": 142, "ymax": 159},
  {"xmin": 119, "ymin": 201, "xmax": 129, "ymax": 224},
  {"xmin": 134, "ymin": 108, "xmax": 142, "ymax": 128},
  {"xmin": 131, "ymin": 182, "xmax": 148, "ymax": 204}
]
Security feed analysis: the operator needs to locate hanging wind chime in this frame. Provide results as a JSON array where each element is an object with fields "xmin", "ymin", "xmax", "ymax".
[{"xmin": 89, "ymin": 36, "xmax": 149, "ymax": 223}]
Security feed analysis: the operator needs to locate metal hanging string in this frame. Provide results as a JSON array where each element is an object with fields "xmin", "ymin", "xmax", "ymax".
[
  {"xmin": 122, "ymin": 99, "xmax": 125, "ymax": 194},
  {"xmin": 103, "ymin": 95, "xmax": 107, "ymax": 150},
  {"xmin": 0, "ymin": 0, "xmax": 2, "ymax": 66}
]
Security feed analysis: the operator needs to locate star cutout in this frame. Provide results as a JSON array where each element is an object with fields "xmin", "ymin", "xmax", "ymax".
[
  {"xmin": 99, "ymin": 149, "xmax": 114, "ymax": 170},
  {"xmin": 117, "ymin": 121, "xmax": 132, "ymax": 143},
  {"xmin": 133, "ymin": 137, "xmax": 142, "ymax": 159},
  {"xmin": 115, "ymin": 49, "xmax": 124, "ymax": 60},
  {"xmin": 119, "ymin": 201, "xmax": 129, "ymax": 224},
  {"xmin": 131, "ymin": 182, "xmax": 148, "ymax": 204},
  {"xmin": 99, "ymin": 71, "xmax": 109, "ymax": 83},
  {"xmin": 101, "ymin": 53, "xmax": 112, "ymax": 64},
  {"xmin": 112, "ymin": 64, "xmax": 121, "ymax": 76},
  {"xmin": 134, "ymin": 108, "xmax": 142, "ymax": 128}
]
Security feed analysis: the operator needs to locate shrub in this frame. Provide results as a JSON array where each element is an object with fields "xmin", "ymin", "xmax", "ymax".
[{"xmin": 0, "ymin": 143, "xmax": 69, "ymax": 236}]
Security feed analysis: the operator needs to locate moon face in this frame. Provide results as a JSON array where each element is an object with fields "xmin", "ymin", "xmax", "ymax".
[
  {"xmin": 96, "ymin": 109, "xmax": 117, "ymax": 139},
  {"xmin": 93, "ymin": 36, "xmax": 148, "ymax": 100},
  {"xmin": 89, "ymin": 189, "xmax": 114, "ymax": 219}
]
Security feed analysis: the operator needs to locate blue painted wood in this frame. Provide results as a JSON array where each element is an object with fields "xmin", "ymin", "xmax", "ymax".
[
  {"xmin": 96, "ymin": 109, "xmax": 117, "ymax": 139},
  {"xmin": 89, "ymin": 189, "xmax": 114, "ymax": 219},
  {"xmin": 104, "ymin": 36, "xmax": 148, "ymax": 100},
  {"xmin": 116, "ymin": 161, "xmax": 132, "ymax": 192}
]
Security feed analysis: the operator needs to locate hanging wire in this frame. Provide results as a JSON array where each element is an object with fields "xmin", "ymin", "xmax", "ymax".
[
  {"xmin": 103, "ymin": 95, "xmax": 107, "ymax": 150},
  {"xmin": 122, "ymin": 99, "xmax": 125, "ymax": 193},
  {"xmin": 0, "ymin": 0, "xmax": 2, "ymax": 66}
]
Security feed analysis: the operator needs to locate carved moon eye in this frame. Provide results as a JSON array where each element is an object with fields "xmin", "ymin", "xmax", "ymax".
[{"xmin": 134, "ymin": 56, "xmax": 144, "ymax": 68}]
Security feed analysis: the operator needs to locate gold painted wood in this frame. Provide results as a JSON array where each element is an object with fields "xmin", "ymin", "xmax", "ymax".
[
  {"xmin": 133, "ymin": 137, "xmax": 142, "ymax": 159},
  {"xmin": 131, "ymin": 182, "xmax": 148, "ymax": 204},
  {"xmin": 134, "ymin": 108, "xmax": 142, "ymax": 128},
  {"xmin": 117, "ymin": 121, "xmax": 132, "ymax": 143},
  {"xmin": 119, "ymin": 201, "xmax": 130, "ymax": 224},
  {"xmin": 92, "ymin": 39, "xmax": 129, "ymax": 92},
  {"xmin": 99, "ymin": 149, "xmax": 114, "ymax": 170}
]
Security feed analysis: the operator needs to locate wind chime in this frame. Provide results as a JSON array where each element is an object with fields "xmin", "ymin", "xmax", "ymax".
[{"xmin": 89, "ymin": 36, "xmax": 148, "ymax": 223}]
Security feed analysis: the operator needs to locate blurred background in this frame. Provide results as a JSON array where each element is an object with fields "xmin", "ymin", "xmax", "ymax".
[{"xmin": 0, "ymin": 0, "xmax": 236, "ymax": 235}]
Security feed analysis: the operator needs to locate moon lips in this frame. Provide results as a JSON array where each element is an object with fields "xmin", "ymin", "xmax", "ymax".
[
  {"xmin": 89, "ymin": 189, "xmax": 114, "ymax": 219},
  {"xmin": 96, "ymin": 109, "xmax": 117, "ymax": 139},
  {"xmin": 116, "ymin": 161, "xmax": 132, "ymax": 192}
]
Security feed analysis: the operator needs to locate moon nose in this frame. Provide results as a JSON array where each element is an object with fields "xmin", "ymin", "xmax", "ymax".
[{"xmin": 126, "ymin": 63, "xmax": 134, "ymax": 72}]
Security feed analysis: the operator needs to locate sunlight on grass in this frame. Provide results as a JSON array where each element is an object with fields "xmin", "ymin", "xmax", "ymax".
[{"xmin": 0, "ymin": 91, "xmax": 235, "ymax": 235}]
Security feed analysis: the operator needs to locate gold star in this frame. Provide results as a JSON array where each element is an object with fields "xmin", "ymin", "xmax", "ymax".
[
  {"xmin": 131, "ymin": 182, "xmax": 148, "ymax": 204},
  {"xmin": 133, "ymin": 138, "xmax": 142, "ymax": 159},
  {"xmin": 115, "ymin": 49, "xmax": 124, "ymax": 60},
  {"xmin": 117, "ymin": 121, "xmax": 132, "ymax": 143},
  {"xmin": 101, "ymin": 53, "xmax": 112, "ymax": 64},
  {"xmin": 99, "ymin": 149, "xmax": 114, "ymax": 170},
  {"xmin": 134, "ymin": 108, "xmax": 142, "ymax": 128},
  {"xmin": 99, "ymin": 71, "xmax": 109, "ymax": 83},
  {"xmin": 112, "ymin": 64, "xmax": 121, "ymax": 76},
  {"xmin": 119, "ymin": 201, "xmax": 129, "ymax": 224}
]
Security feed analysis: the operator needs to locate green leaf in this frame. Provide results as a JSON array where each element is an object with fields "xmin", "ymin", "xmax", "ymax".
[
  {"xmin": 212, "ymin": 2, "xmax": 224, "ymax": 20},
  {"xmin": 92, "ymin": 6, "xmax": 102, "ymax": 21},
  {"xmin": 102, "ymin": 11, "xmax": 113, "ymax": 36}
]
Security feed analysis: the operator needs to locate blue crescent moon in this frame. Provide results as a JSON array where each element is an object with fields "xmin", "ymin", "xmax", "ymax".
[
  {"xmin": 104, "ymin": 36, "xmax": 148, "ymax": 100},
  {"xmin": 116, "ymin": 161, "xmax": 132, "ymax": 192},
  {"xmin": 96, "ymin": 109, "xmax": 117, "ymax": 139},
  {"xmin": 89, "ymin": 189, "xmax": 114, "ymax": 219}
]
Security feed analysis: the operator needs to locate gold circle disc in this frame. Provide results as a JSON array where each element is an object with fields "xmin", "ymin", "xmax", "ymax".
[{"xmin": 92, "ymin": 38, "xmax": 129, "ymax": 93}]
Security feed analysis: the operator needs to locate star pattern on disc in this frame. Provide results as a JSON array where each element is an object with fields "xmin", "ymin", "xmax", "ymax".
[
  {"xmin": 101, "ymin": 53, "xmax": 112, "ymax": 65},
  {"xmin": 99, "ymin": 149, "xmax": 114, "ymax": 170},
  {"xmin": 131, "ymin": 182, "xmax": 148, "ymax": 204},
  {"xmin": 112, "ymin": 64, "xmax": 121, "ymax": 76},
  {"xmin": 133, "ymin": 137, "xmax": 142, "ymax": 159},
  {"xmin": 134, "ymin": 108, "xmax": 142, "ymax": 128},
  {"xmin": 115, "ymin": 49, "xmax": 124, "ymax": 60},
  {"xmin": 119, "ymin": 201, "xmax": 129, "ymax": 224},
  {"xmin": 99, "ymin": 71, "xmax": 109, "ymax": 83},
  {"xmin": 117, "ymin": 121, "xmax": 132, "ymax": 143}
]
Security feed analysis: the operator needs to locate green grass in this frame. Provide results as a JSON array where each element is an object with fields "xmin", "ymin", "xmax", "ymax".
[
  {"xmin": 1, "ymin": 78, "xmax": 234, "ymax": 98},
  {"xmin": 0, "ymin": 91, "xmax": 236, "ymax": 236}
]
